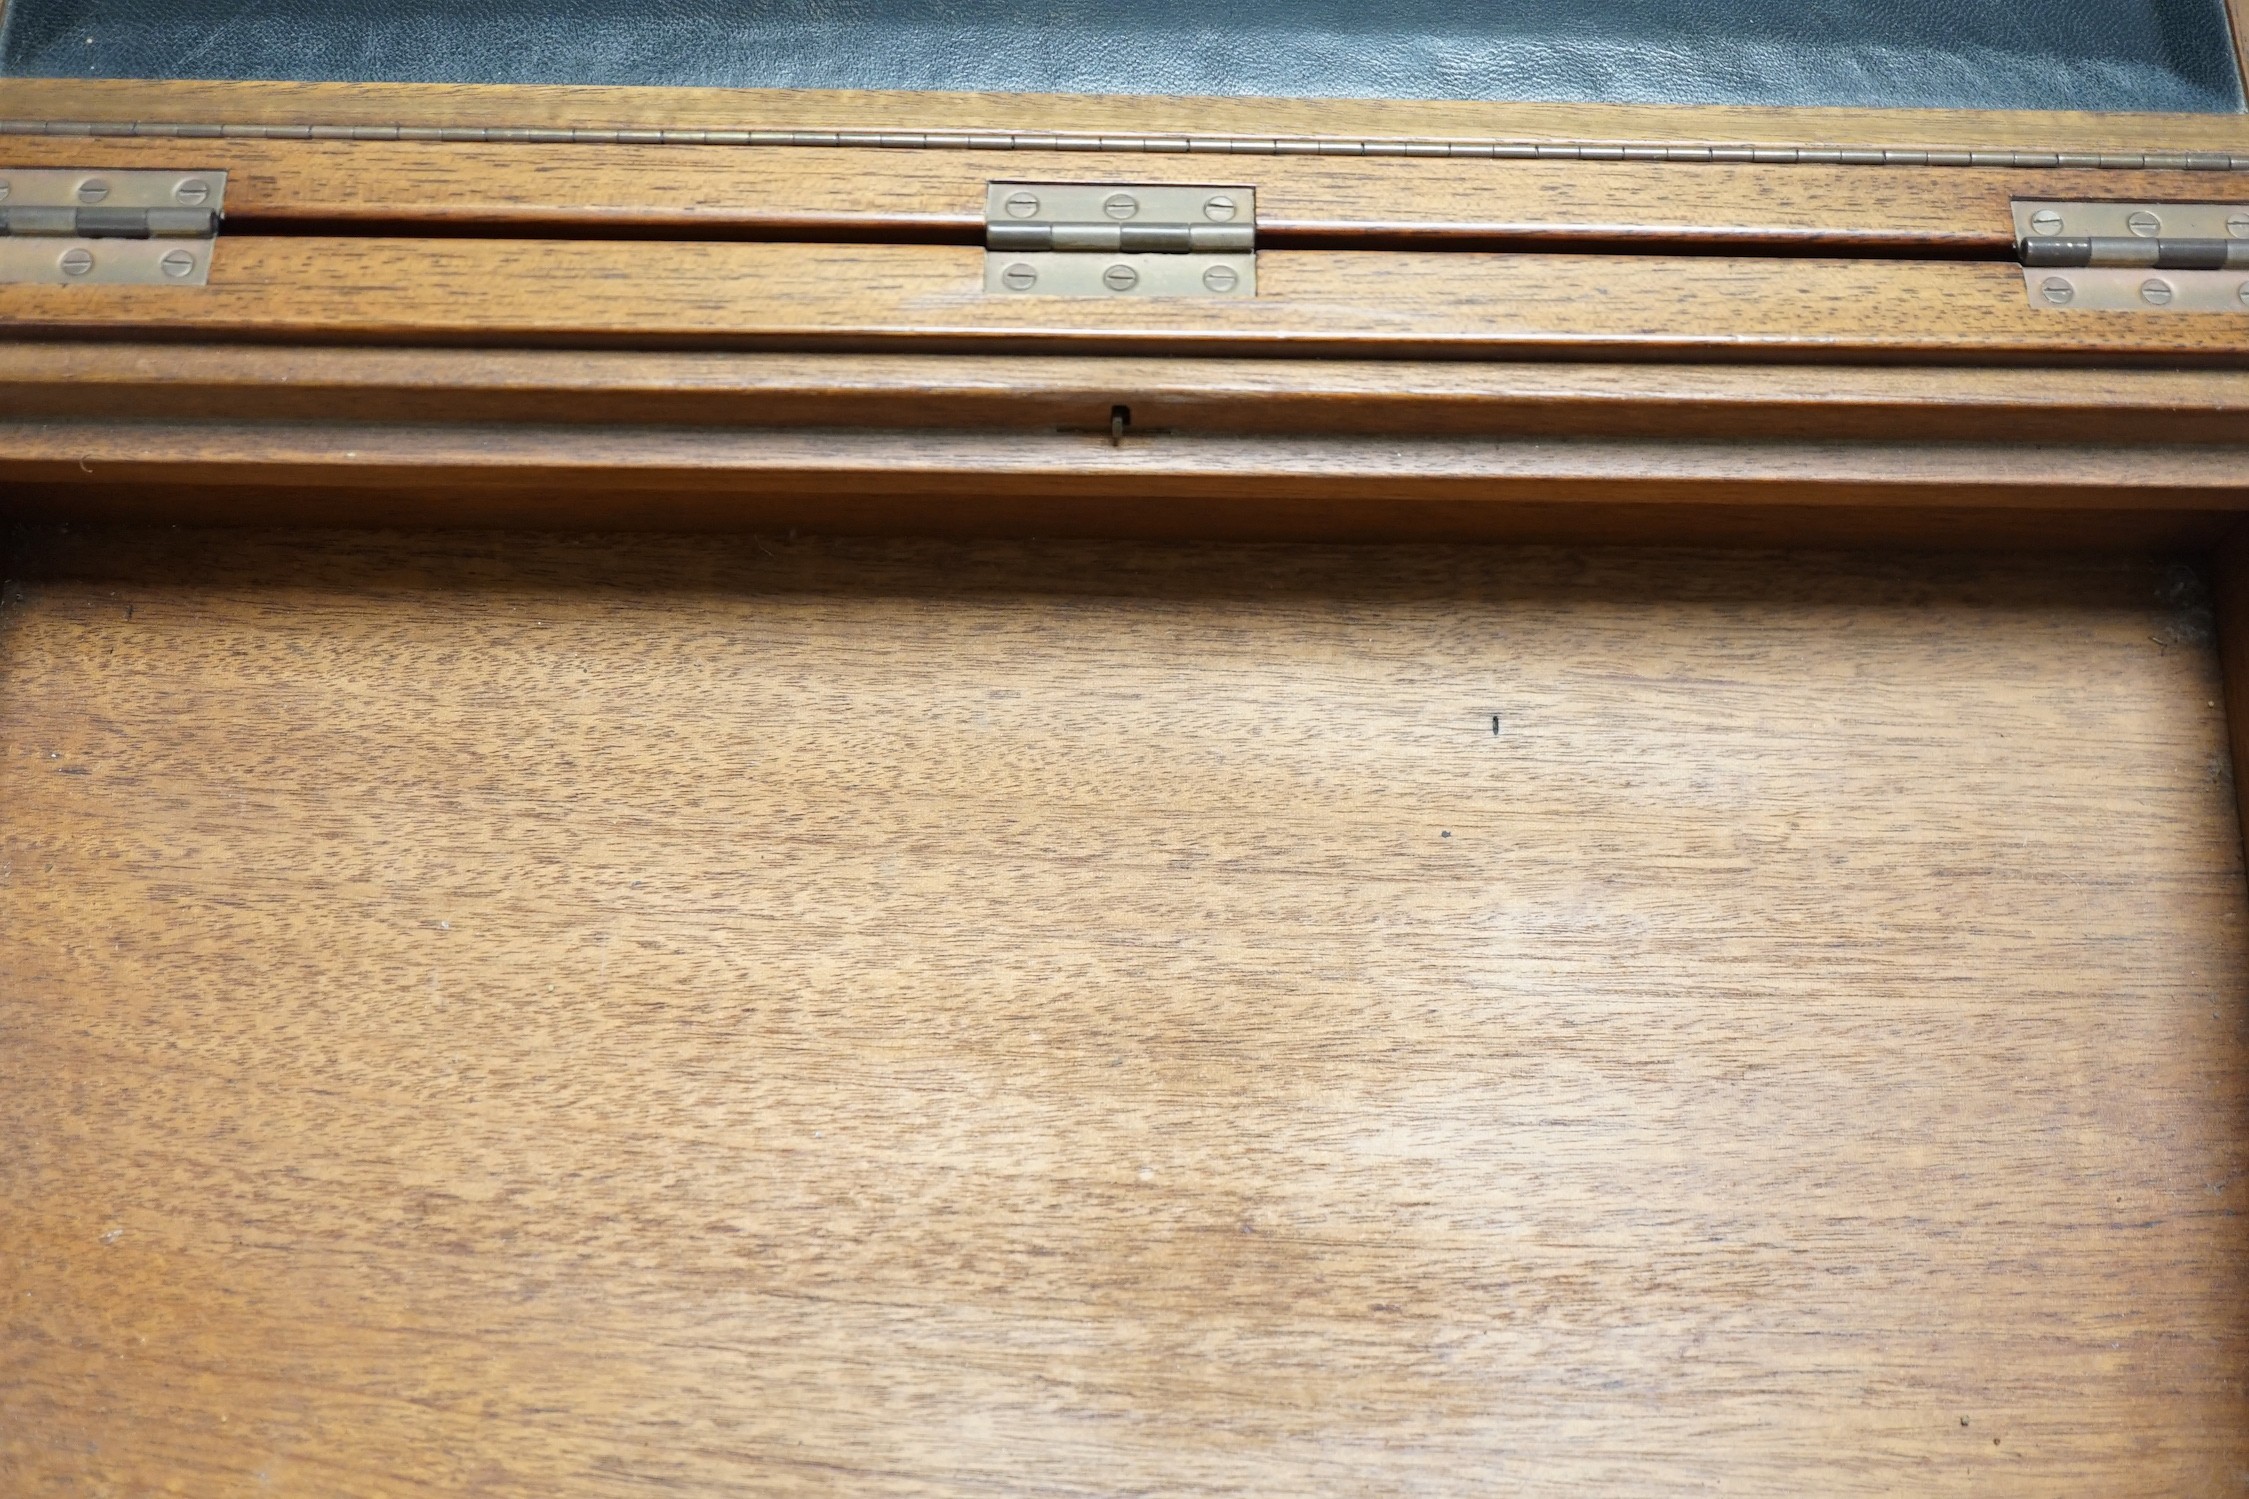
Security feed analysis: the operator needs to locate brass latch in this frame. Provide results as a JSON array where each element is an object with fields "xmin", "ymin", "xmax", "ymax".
[
  {"xmin": 984, "ymin": 183, "xmax": 1255, "ymax": 298},
  {"xmin": 2014, "ymin": 201, "xmax": 2249, "ymax": 312},
  {"xmin": 0, "ymin": 169, "xmax": 226, "ymax": 285}
]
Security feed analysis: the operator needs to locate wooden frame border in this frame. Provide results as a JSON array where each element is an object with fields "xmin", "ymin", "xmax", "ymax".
[
  {"xmin": 4, "ymin": 78, "xmax": 2247, "ymax": 165},
  {"xmin": 2233, "ymin": 0, "xmax": 2249, "ymax": 104}
]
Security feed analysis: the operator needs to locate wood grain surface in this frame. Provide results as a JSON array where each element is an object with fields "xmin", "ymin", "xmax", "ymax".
[
  {"xmin": 3, "ymin": 420, "xmax": 2246, "ymax": 518},
  {"xmin": 10, "ymin": 135, "xmax": 2246, "ymax": 248},
  {"xmin": 14, "ymin": 346, "xmax": 2249, "ymax": 443},
  {"xmin": 2, "ymin": 528, "xmax": 2247, "ymax": 1496},
  {"xmin": 8, "ymin": 76, "xmax": 2249, "ymax": 158},
  {"xmin": 7, "ymin": 240, "xmax": 2249, "ymax": 361},
  {"xmin": 2232, "ymin": 0, "xmax": 2249, "ymax": 108}
]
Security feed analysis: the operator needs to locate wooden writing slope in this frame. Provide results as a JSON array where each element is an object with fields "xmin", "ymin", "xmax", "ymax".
[{"xmin": 5, "ymin": 64, "xmax": 2249, "ymax": 1496}]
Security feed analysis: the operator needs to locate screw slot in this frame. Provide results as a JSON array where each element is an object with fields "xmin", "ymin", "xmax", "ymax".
[
  {"xmin": 174, "ymin": 178, "xmax": 212, "ymax": 207},
  {"xmin": 59, "ymin": 247, "xmax": 96, "ymax": 277},
  {"xmin": 75, "ymin": 178, "xmax": 110, "ymax": 205},
  {"xmin": 1101, "ymin": 263, "xmax": 1140, "ymax": 292},
  {"xmin": 0, "ymin": 181, "xmax": 11, "ymax": 203},
  {"xmin": 1102, "ymin": 193, "xmax": 1140, "ymax": 221},
  {"xmin": 2029, "ymin": 209, "xmax": 2063, "ymax": 235},
  {"xmin": 1202, "ymin": 264, "xmax": 1240, "ymax": 293},
  {"xmin": 1001, "ymin": 262, "xmax": 1038, "ymax": 291},
  {"xmin": 2040, "ymin": 276, "xmax": 2075, "ymax": 305},
  {"xmin": 2140, "ymin": 277, "xmax": 2175, "ymax": 306},
  {"xmin": 160, "ymin": 248, "xmax": 198, "ymax": 279},
  {"xmin": 2126, "ymin": 209, "xmax": 2162, "ymax": 238},
  {"xmin": 2231, "ymin": 212, "xmax": 2249, "ymax": 241},
  {"xmin": 1203, "ymin": 195, "xmax": 1239, "ymax": 222},
  {"xmin": 1003, "ymin": 191, "xmax": 1040, "ymax": 219}
]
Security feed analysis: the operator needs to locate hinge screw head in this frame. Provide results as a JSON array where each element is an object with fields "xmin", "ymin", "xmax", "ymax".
[
  {"xmin": 2040, "ymin": 276, "xmax": 2075, "ymax": 305},
  {"xmin": 0, "ymin": 181, "xmax": 11, "ymax": 203},
  {"xmin": 76, "ymin": 178, "xmax": 110, "ymax": 205},
  {"xmin": 1102, "ymin": 193, "xmax": 1139, "ymax": 221},
  {"xmin": 2029, "ymin": 209, "xmax": 2063, "ymax": 234},
  {"xmin": 1101, "ymin": 263, "xmax": 1140, "ymax": 292},
  {"xmin": 2126, "ymin": 210, "xmax": 2162, "ymax": 237},
  {"xmin": 59, "ymin": 247, "xmax": 95, "ymax": 277},
  {"xmin": 2140, "ymin": 277, "xmax": 2174, "ymax": 306},
  {"xmin": 160, "ymin": 249, "xmax": 198, "ymax": 279},
  {"xmin": 1202, "ymin": 264, "xmax": 1240, "ymax": 293},
  {"xmin": 2240, "ymin": 281, "xmax": 2249, "ymax": 305},
  {"xmin": 1003, "ymin": 191, "xmax": 1039, "ymax": 219},
  {"xmin": 1203, "ymin": 195, "xmax": 1239, "ymax": 222},
  {"xmin": 174, "ymin": 178, "xmax": 212, "ymax": 206},
  {"xmin": 1001, "ymin": 262, "xmax": 1038, "ymax": 291},
  {"xmin": 2229, "ymin": 213, "xmax": 2249, "ymax": 240}
]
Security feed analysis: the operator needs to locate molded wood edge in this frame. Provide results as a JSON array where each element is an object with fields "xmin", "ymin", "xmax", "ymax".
[{"xmin": 10, "ymin": 348, "xmax": 2249, "ymax": 443}]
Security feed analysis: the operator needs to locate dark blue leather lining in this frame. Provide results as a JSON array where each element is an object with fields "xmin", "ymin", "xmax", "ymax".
[{"xmin": 3, "ymin": 0, "xmax": 2241, "ymax": 113}]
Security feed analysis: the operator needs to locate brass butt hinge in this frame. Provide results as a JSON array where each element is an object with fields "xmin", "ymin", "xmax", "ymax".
[
  {"xmin": 0, "ymin": 169, "xmax": 226, "ymax": 286},
  {"xmin": 984, "ymin": 183, "xmax": 1255, "ymax": 298},
  {"xmin": 2014, "ymin": 201, "xmax": 2249, "ymax": 312}
]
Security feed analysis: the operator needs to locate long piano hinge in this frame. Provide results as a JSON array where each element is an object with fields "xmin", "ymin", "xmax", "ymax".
[
  {"xmin": 0, "ymin": 168, "xmax": 224, "ymax": 284},
  {"xmin": 2014, "ymin": 200, "xmax": 2249, "ymax": 313},
  {"xmin": 984, "ymin": 183, "xmax": 1255, "ymax": 298}
]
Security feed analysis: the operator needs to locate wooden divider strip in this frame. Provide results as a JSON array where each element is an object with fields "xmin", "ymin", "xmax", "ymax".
[{"xmin": 4, "ymin": 240, "xmax": 2244, "ymax": 361}]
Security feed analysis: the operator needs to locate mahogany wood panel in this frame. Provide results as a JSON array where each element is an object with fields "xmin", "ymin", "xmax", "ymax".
[
  {"xmin": 1, "ymin": 419, "xmax": 2244, "ymax": 518},
  {"xmin": 8, "ymin": 136, "xmax": 2247, "ymax": 248},
  {"xmin": 8, "ymin": 76, "xmax": 2249, "ymax": 158},
  {"xmin": 2, "ymin": 529, "xmax": 2245, "ymax": 1495},
  {"xmin": 5, "ymin": 240, "xmax": 2248, "ymax": 360},
  {"xmin": 2234, "ymin": 0, "xmax": 2249, "ymax": 104},
  {"xmin": 15, "ymin": 346, "xmax": 2249, "ymax": 444}
]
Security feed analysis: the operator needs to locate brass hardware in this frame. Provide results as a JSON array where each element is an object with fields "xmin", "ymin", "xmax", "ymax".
[
  {"xmin": 2015, "ymin": 201, "xmax": 2249, "ymax": 312},
  {"xmin": 985, "ymin": 183, "xmax": 1255, "ymax": 298},
  {"xmin": 0, "ymin": 168, "xmax": 224, "ymax": 285}
]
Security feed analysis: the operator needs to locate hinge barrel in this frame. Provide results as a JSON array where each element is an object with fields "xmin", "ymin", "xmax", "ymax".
[
  {"xmin": 988, "ymin": 222, "xmax": 1255, "ymax": 254},
  {"xmin": 2020, "ymin": 236, "xmax": 2249, "ymax": 270},
  {"xmin": 1, "ymin": 205, "xmax": 218, "ymax": 239}
]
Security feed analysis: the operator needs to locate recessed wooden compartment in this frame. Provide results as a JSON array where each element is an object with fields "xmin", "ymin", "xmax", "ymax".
[{"xmin": 5, "ymin": 530, "xmax": 2247, "ymax": 1495}]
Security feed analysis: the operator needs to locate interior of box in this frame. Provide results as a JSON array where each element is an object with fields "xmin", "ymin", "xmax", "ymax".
[{"xmin": 4, "ymin": 524, "xmax": 2245, "ymax": 1493}]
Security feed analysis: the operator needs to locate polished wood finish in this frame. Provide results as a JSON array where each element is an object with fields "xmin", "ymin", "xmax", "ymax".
[
  {"xmin": 8, "ymin": 76, "xmax": 2249, "ymax": 158},
  {"xmin": 8, "ymin": 349, "xmax": 2244, "ymax": 543},
  {"xmin": 4, "ymin": 529, "xmax": 2245, "ymax": 1496},
  {"xmin": 6, "ymin": 135, "xmax": 2245, "ymax": 248},
  {"xmin": 2, "ymin": 420, "xmax": 2243, "ymax": 523},
  {"xmin": 6, "ymin": 240, "xmax": 2246, "ymax": 361},
  {"xmin": 2232, "ymin": 0, "xmax": 2249, "ymax": 105},
  {"xmin": 10, "ymin": 346, "xmax": 2249, "ymax": 442}
]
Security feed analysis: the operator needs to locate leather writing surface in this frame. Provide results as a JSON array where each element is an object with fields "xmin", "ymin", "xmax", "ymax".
[{"xmin": 1, "ymin": 0, "xmax": 2241, "ymax": 112}]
